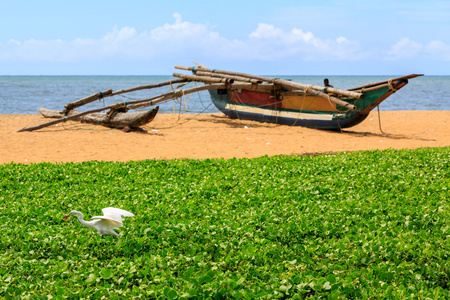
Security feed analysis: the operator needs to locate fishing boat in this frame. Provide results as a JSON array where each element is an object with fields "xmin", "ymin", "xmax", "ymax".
[
  {"xmin": 173, "ymin": 66, "xmax": 423, "ymax": 130},
  {"xmin": 207, "ymin": 75, "xmax": 422, "ymax": 129}
]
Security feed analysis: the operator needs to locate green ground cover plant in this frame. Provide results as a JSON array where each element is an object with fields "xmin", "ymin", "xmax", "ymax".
[{"xmin": 1, "ymin": 147, "xmax": 449, "ymax": 299}]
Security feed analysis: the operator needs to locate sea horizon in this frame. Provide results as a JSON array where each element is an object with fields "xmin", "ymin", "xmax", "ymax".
[
  {"xmin": 1, "ymin": 75, "xmax": 449, "ymax": 114},
  {"xmin": 3, "ymin": 74, "xmax": 449, "ymax": 77}
]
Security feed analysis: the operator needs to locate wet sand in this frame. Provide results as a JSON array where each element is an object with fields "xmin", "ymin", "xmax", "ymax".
[{"xmin": 1, "ymin": 111, "xmax": 449, "ymax": 164}]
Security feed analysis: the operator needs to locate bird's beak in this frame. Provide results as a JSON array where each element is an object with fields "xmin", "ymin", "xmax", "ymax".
[{"xmin": 63, "ymin": 213, "xmax": 71, "ymax": 221}]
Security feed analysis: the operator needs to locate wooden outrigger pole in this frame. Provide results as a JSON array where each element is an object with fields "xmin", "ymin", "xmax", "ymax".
[
  {"xmin": 18, "ymin": 81, "xmax": 274, "ymax": 132},
  {"xmin": 60, "ymin": 79, "xmax": 188, "ymax": 115}
]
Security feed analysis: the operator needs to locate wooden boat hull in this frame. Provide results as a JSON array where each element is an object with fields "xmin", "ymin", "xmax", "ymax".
[
  {"xmin": 208, "ymin": 75, "xmax": 420, "ymax": 130},
  {"xmin": 39, "ymin": 106, "xmax": 159, "ymax": 128}
]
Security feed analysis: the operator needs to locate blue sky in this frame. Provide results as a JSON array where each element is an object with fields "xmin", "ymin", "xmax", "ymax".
[{"xmin": 1, "ymin": 0, "xmax": 449, "ymax": 75}]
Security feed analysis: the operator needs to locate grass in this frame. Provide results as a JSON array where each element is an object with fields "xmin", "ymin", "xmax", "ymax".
[{"xmin": 1, "ymin": 147, "xmax": 449, "ymax": 299}]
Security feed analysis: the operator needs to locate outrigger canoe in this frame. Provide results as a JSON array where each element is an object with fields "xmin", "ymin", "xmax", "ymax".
[
  {"xmin": 207, "ymin": 74, "xmax": 422, "ymax": 130},
  {"xmin": 17, "ymin": 65, "xmax": 422, "ymax": 133}
]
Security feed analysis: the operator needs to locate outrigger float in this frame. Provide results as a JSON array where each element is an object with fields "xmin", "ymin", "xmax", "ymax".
[{"xmin": 18, "ymin": 65, "xmax": 422, "ymax": 132}]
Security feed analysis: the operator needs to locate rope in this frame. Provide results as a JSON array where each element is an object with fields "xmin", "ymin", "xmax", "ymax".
[
  {"xmin": 151, "ymin": 102, "xmax": 215, "ymax": 130},
  {"xmin": 170, "ymin": 80, "xmax": 176, "ymax": 114},
  {"xmin": 303, "ymin": 85, "xmax": 312, "ymax": 94},
  {"xmin": 377, "ymin": 105, "xmax": 386, "ymax": 134},
  {"xmin": 326, "ymin": 94, "xmax": 334, "ymax": 109},
  {"xmin": 387, "ymin": 79, "xmax": 398, "ymax": 92},
  {"xmin": 273, "ymin": 85, "xmax": 278, "ymax": 125},
  {"xmin": 118, "ymin": 93, "xmax": 143, "ymax": 101},
  {"xmin": 107, "ymin": 101, "xmax": 128, "ymax": 118},
  {"xmin": 98, "ymin": 91, "xmax": 106, "ymax": 107},
  {"xmin": 336, "ymin": 116, "xmax": 343, "ymax": 132},
  {"xmin": 178, "ymin": 90, "xmax": 185, "ymax": 119}
]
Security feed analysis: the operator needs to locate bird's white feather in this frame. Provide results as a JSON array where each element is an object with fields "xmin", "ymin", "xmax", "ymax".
[
  {"xmin": 95, "ymin": 220, "xmax": 120, "ymax": 236},
  {"xmin": 102, "ymin": 207, "xmax": 135, "ymax": 222},
  {"xmin": 91, "ymin": 216, "xmax": 123, "ymax": 228}
]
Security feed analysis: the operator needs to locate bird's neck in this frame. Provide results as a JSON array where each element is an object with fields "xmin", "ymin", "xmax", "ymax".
[{"xmin": 76, "ymin": 213, "xmax": 96, "ymax": 228}]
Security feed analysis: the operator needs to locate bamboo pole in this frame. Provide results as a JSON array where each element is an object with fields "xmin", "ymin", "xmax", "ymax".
[
  {"xmin": 60, "ymin": 78, "xmax": 188, "ymax": 115},
  {"xmin": 347, "ymin": 74, "xmax": 423, "ymax": 91},
  {"xmin": 195, "ymin": 71, "xmax": 262, "ymax": 84},
  {"xmin": 61, "ymin": 89, "xmax": 113, "ymax": 115},
  {"xmin": 173, "ymin": 73, "xmax": 234, "ymax": 84},
  {"xmin": 110, "ymin": 78, "xmax": 188, "ymax": 95},
  {"xmin": 175, "ymin": 65, "xmax": 362, "ymax": 99},
  {"xmin": 174, "ymin": 66, "xmax": 356, "ymax": 110}
]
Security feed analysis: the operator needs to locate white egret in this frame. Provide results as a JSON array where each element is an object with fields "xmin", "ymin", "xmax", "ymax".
[{"xmin": 63, "ymin": 207, "xmax": 134, "ymax": 237}]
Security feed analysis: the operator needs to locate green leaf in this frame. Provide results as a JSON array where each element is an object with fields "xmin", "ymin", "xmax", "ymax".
[
  {"xmin": 100, "ymin": 269, "xmax": 113, "ymax": 280},
  {"xmin": 164, "ymin": 287, "xmax": 177, "ymax": 300},
  {"xmin": 326, "ymin": 274, "xmax": 336, "ymax": 284},
  {"xmin": 199, "ymin": 275, "xmax": 212, "ymax": 285}
]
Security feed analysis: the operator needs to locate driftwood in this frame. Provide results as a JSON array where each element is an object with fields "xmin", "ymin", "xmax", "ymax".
[
  {"xmin": 174, "ymin": 66, "xmax": 357, "ymax": 110},
  {"xmin": 39, "ymin": 107, "xmax": 159, "ymax": 128}
]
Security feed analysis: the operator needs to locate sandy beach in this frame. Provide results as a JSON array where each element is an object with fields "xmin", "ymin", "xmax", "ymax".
[{"xmin": 1, "ymin": 110, "xmax": 449, "ymax": 164}]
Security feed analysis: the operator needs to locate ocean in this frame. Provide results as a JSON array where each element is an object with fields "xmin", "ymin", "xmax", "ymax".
[{"xmin": 0, "ymin": 75, "xmax": 448, "ymax": 114}]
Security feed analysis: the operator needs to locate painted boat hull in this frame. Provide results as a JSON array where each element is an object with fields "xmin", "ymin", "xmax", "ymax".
[{"xmin": 208, "ymin": 75, "xmax": 418, "ymax": 130}]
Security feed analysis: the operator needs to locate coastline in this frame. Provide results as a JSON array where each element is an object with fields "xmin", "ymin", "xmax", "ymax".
[{"xmin": 1, "ymin": 110, "xmax": 449, "ymax": 164}]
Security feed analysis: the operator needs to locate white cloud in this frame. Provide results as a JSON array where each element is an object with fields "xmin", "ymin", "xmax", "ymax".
[
  {"xmin": 1, "ymin": 14, "xmax": 448, "ymax": 69},
  {"xmin": 249, "ymin": 23, "xmax": 285, "ymax": 39},
  {"xmin": 150, "ymin": 13, "xmax": 212, "ymax": 41},
  {"xmin": 387, "ymin": 38, "xmax": 423, "ymax": 59},
  {"xmin": 0, "ymin": 14, "xmax": 367, "ymax": 64},
  {"xmin": 247, "ymin": 23, "xmax": 366, "ymax": 61},
  {"xmin": 425, "ymin": 40, "xmax": 450, "ymax": 60},
  {"xmin": 387, "ymin": 38, "xmax": 450, "ymax": 61}
]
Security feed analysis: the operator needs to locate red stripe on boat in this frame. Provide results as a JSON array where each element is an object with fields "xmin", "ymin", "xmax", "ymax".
[{"xmin": 230, "ymin": 90, "xmax": 281, "ymax": 108}]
